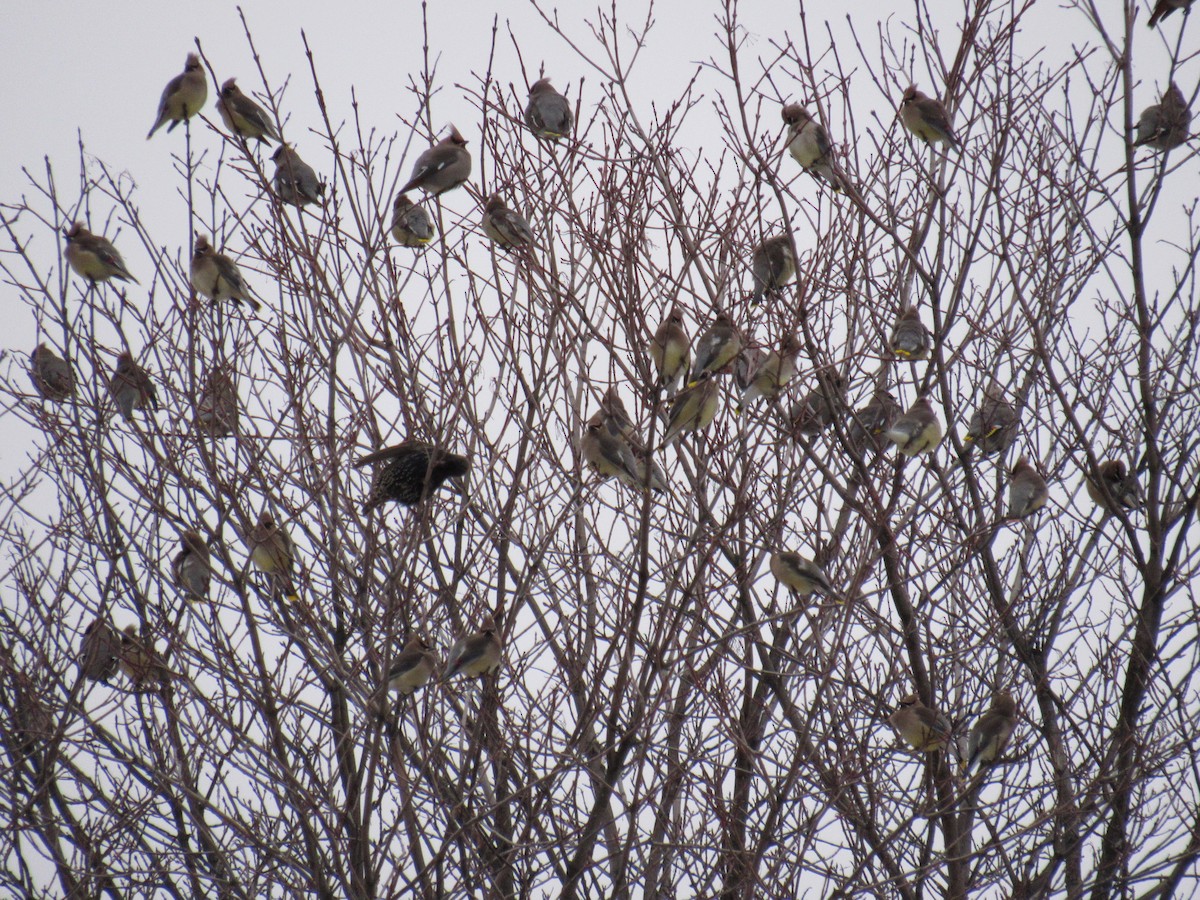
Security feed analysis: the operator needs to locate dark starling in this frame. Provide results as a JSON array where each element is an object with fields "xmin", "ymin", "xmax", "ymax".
[{"xmin": 354, "ymin": 441, "xmax": 471, "ymax": 511}]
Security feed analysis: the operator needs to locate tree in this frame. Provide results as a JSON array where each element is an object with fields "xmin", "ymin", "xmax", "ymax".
[{"xmin": 1, "ymin": 1, "xmax": 1198, "ymax": 896}]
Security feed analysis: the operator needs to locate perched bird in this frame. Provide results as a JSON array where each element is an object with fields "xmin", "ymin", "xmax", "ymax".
[
  {"xmin": 889, "ymin": 306, "xmax": 932, "ymax": 360},
  {"xmin": 690, "ymin": 312, "xmax": 743, "ymax": 384},
  {"xmin": 354, "ymin": 441, "xmax": 471, "ymax": 511},
  {"xmin": 733, "ymin": 346, "xmax": 764, "ymax": 396},
  {"xmin": 524, "ymin": 77, "xmax": 573, "ymax": 141},
  {"xmin": 63, "ymin": 223, "xmax": 137, "ymax": 284},
  {"xmin": 885, "ymin": 397, "xmax": 943, "ymax": 457},
  {"xmin": 736, "ymin": 336, "xmax": 801, "ymax": 413},
  {"xmin": 965, "ymin": 691, "xmax": 1018, "ymax": 773},
  {"xmin": 581, "ymin": 413, "xmax": 661, "ymax": 491},
  {"xmin": 444, "ymin": 621, "xmax": 503, "ymax": 680},
  {"xmin": 247, "ymin": 511, "xmax": 299, "ymax": 603},
  {"xmin": 482, "ymin": 195, "xmax": 535, "ymax": 248},
  {"xmin": 651, "ymin": 305, "xmax": 691, "ymax": 392},
  {"xmin": 900, "ymin": 85, "xmax": 960, "ymax": 150},
  {"xmin": 1086, "ymin": 459, "xmax": 1143, "ymax": 513},
  {"xmin": 964, "ymin": 386, "xmax": 1019, "ymax": 456},
  {"xmin": 108, "ymin": 352, "xmax": 159, "ymax": 421},
  {"xmin": 79, "ymin": 619, "xmax": 121, "ymax": 683},
  {"xmin": 195, "ymin": 367, "xmax": 238, "ymax": 437},
  {"xmin": 846, "ymin": 389, "xmax": 902, "ymax": 456},
  {"xmin": 889, "ymin": 694, "xmax": 954, "ymax": 753},
  {"xmin": 397, "ymin": 127, "xmax": 472, "ymax": 197},
  {"xmin": 119, "ymin": 626, "xmax": 166, "ymax": 690},
  {"xmin": 271, "ymin": 144, "xmax": 325, "ymax": 207},
  {"xmin": 146, "ymin": 52, "xmax": 208, "ymax": 139},
  {"xmin": 662, "ymin": 373, "xmax": 721, "ymax": 445},
  {"xmin": 217, "ymin": 77, "xmax": 280, "ymax": 144},
  {"xmin": 1148, "ymin": 0, "xmax": 1194, "ymax": 26},
  {"xmin": 387, "ymin": 637, "xmax": 437, "ymax": 695},
  {"xmin": 190, "ymin": 235, "xmax": 261, "ymax": 312},
  {"xmin": 770, "ymin": 551, "xmax": 835, "ymax": 599},
  {"xmin": 1134, "ymin": 83, "xmax": 1191, "ymax": 151},
  {"xmin": 172, "ymin": 531, "xmax": 212, "ymax": 602},
  {"xmin": 750, "ymin": 235, "xmax": 797, "ymax": 307},
  {"xmin": 782, "ymin": 103, "xmax": 844, "ymax": 191},
  {"xmin": 390, "ymin": 194, "xmax": 435, "ymax": 247},
  {"xmin": 599, "ymin": 388, "xmax": 636, "ymax": 441},
  {"xmin": 790, "ymin": 368, "xmax": 847, "ymax": 439},
  {"xmin": 1008, "ymin": 456, "xmax": 1049, "ymax": 519},
  {"xmin": 30, "ymin": 344, "xmax": 76, "ymax": 402}
]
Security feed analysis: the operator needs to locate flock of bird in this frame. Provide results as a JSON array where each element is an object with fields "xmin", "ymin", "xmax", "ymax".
[{"xmin": 31, "ymin": 0, "xmax": 1184, "ymax": 774}]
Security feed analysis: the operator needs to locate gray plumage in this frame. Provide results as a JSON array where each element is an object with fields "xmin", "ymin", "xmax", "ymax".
[
  {"xmin": 1134, "ymin": 83, "xmax": 1191, "ymax": 151},
  {"xmin": 964, "ymin": 386, "xmax": 1019, "ymax": 456},
  {"xmin": 690, "ymin": 312, "xmax": 743, "ymax": 384},
  {"xmin": 79, "ymin": 619, "xmax": 121, "ymax": 683},
  {"xmin": 444, "ymin": 622, "xmax": 502, "ymax": 680},
  {"xmin": 889, "ymin": 306, "xmax": 932, "ymax": 360},
  {"xmin": 30, "ymin": 344, "xmax": 76, "ymax": 402},
  {"xmin": 884, "ymin": 397, "xmax": 942, "ymax": 457},
  {"xmin": 524, "ymin": 78, "xmax": 573, "ymax": 140},
  {"xmin": 482, "ymin": 195, "xmax": 535, "ymax": 248},
  {"xmin": 770, "ymin": 551, "xmax": 835, "ymax": 598},
  {"xmin": 388, "ymin": 638, "xmax": 437, "ymax": 695},
  {"xmin": 195, "ymin": 368, "xmax": 238, "ymax": 437},
  {"xmin": 889, "ymin": 694, "xmax": 954, "ymax": 753},
  {"xmin": 398, "ymin": 127, "xmax": 472, "ymax": 197},
  {"xmin": 736, "ymin": 336, "xmax": 801, "ymax": 413},
  {"xmin": 1007, "ymin": 456, "xmax": 1049, "ymax": 518},
  {"xmin": 846, "ymin": 389, "xmax": 902, "ymax": 456},
  {"xmin": 390, "ymin": 194, "xmax": 435, "ymax": 247},
  {"xmin": 1148, "ymin": 0, "xmax": 1193, "ymax": 26},
  {"xmin": 790, "ymin": 368, "xmax": 846, "ymax": 439},
  {"xmin": 172, "ymin": 531, "xmax": 212, "ymax": 601},
  {"xmin": 651, "ymin": 306, "xmax": 691, "ymax": 392},
  {"xmin": 965, "ymin": 691, "xmax": 1017, "ymax": 773},
  {"xmin": 1086, "ymin": 459, "xmax": 1143, "ymax": 513},
  {"xmin": 272, "ymin": 145, "xmax": 326, "ymax": 207}
]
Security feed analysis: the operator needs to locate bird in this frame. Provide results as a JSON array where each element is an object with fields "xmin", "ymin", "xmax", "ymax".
[
  {"xmin": 216, "ymin": 77, "xmax": 280, "ymax": 144},
  {"xmin": 736, "ymin": 336, "xmax": 801, "ymax": 413},
  {"xmin": 750, "ymin": 235, "xmax": 797, "ymax": 307},
  {"xmin": 790, "ymin": 368, "xmax": 847, "ymax": 439},
  {"xmin": 888, "ymin": 694, "xmax": 954, "ymax": 753},
  {"xmin": 119, "ymin": 626, "xmax": 166, "ymax": 690},
  {"xmin": 397, "ymin": 127, "xmax": 472, "ymax": 196},
  {"xmin": 63, "ymin": 223, "xmax": 137, "ymax": 284},
  {"xmin": 1148, "ymin": 0, "xmax": 1194, "ymax": 27},
  {"xmin": 846, "ymin": 389, "xmax": 902, "ymax": 456},
  {"xmin": 195, "ymin": 367, "xmax": 238, "ymax": 437},
  {"xmin": 889, "ymin": 306, "xmax": 932, "ymax": 360},
  {"xmin": 690, "ymin": 312, "xmax": 743, "ymax": 384},
  {"xmin": 190, "ymin": 235, "xmax": 262, "ymax": 312},
  {"xmin": 733, "ymin": 346, "xmax": 764, "ymax": 396},
  {"xmin": 524, "ymin": 77, "xmax": 573, "ymax": 140},
  {"xmin": 30, "ymin": 344, "xmax": 76, "ymax": 402},
  {"xmin": 662, "ymin": 373, "xmax": 721, "ymax": 445},
  {"xmin": 444, "ymin": 621, "xmax": 503, "ymax": 680},
  {"xmin": 964, "ymin": 386, "xmax": 1019, "ymax": 456},
  {"xmin": 108, "ymin": 352, "xmax": 159, "ymax": 421},
  {"xmin": 599, "ymin": 388, "xmax": 637, "ymax": 441},
  {"xmin": 354, "ymin": 441, "xmax": 471, "ymax": 511},
  {"xmin": 1134, "ymin": 83, "xmax": 1191, "ymax": 151},
  {"xmin": 651, "ymin": 305, "xmax": 691, "ymax": 392},
  {"xmin": 770, "ymin": 551, "xmax": 836, "ymax": 599},
  {"xmin": 172, "ymin": 531, "xmax": 212, "ymax": 602},
  {"xmin": 147, "ymin": 52, "xmax": 208, "ymax": 139},
  {"xmin": 965, "ymin": 691, "xmax": 1018, "ymax": 773},
  {"xmin": 271, "ymin": 145, "xmax": 326, "ymax": 207},
  {"xmin": 885, "ymin": 397, "xmax": 942, "ymax": 457},
  {"xmin": 581, "ymin": 413, "xmax": 665, "ymax": 491},
  {"xmin": 782, "ymin": 103, "xmax": 844, "ymax": 191},
  {"xmin": 247, "ymin": 511, "xmax": 299, "ymax": 603},
  {"xmin": 390, "ymin": 194, "xmax": 435, "ymax": 247},
  {"xmin": 1008, "ymin": 456, "xmax": 1049, "ymax": 519},
  {"xmin": 482, "ymin": 195, "xmax": 535, "ymax": 248},
  {"xmin": 79, "ymin": 618, "xmax": 121, "ymax": 683},
  {"xmin": 1086, "ymin": 459, "xmax": 1143, "ymax": 513},
  {"xmin": 899, "ymin": 85, "xmax": 961, "ymax": 150},
  {"xmin": 387, "ymin": 637, "xmax": 438, "ymax": 695}
]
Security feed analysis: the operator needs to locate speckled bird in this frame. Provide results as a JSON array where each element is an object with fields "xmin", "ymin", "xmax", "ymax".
[{"xmin": 354, "ymin": 441, "xmax": 471, "ymax": 511}]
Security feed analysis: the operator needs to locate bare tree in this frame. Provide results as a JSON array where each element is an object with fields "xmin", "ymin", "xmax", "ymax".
[{"xmin": 2, "ymin": 1, "xmax": 1198, "ymax": 897}]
